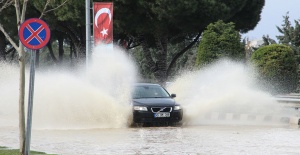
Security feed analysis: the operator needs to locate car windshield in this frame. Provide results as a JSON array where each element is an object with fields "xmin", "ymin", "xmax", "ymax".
[{"xmin": 132, "ymin": 85, "xmax": 170, "ymax": 99}]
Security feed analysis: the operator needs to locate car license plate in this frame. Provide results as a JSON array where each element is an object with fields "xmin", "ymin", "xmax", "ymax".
[{"xmin": 154, "ymin": 112, "xmax": 170, "ymax": 118}]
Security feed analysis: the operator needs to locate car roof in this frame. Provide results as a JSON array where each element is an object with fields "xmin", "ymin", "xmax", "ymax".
[{"xmin": 134, "ymin": 83, "xmax": 161, "ymax": 86}]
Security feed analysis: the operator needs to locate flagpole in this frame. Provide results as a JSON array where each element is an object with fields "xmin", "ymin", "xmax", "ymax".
[{"xmin": 86, "ymin": 0, "xmax": 91, "ymax": 71}]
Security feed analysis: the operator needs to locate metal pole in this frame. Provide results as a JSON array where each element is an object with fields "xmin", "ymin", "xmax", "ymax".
[
  {"xmin": 86, "ymin": 0, "xmax": 91, "ymax": 70},
  {"xmin": 25, "ymin": 50, "xmax": 36, "ymax": 155}
]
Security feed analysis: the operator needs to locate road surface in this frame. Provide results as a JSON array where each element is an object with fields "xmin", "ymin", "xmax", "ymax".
[{"xmin": 1, "ymin": 123, "xmax": 300, "ymax": 155}]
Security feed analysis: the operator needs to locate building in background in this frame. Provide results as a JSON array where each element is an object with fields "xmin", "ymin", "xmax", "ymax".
[{"xmin": 245, "ymin": 39, "xmax": 264, "ymax": 61}]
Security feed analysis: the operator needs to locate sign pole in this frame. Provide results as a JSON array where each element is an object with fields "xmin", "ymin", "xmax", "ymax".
[
  {"xmin": 19, "ymin": 18, "xmax": 50, "ymax": 155},
  {"xmin": 25, "ymin": 50, "xmax": 36, "ymax": 155},
  {"xmin": 86, "ymin": 0, "xmax": 91, "ymax": 71}
]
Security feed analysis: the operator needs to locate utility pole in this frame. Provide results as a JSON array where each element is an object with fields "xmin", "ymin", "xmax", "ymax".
[{"xmin": 86, "ymin": 0, "xmax": 91, "ymax": 70}]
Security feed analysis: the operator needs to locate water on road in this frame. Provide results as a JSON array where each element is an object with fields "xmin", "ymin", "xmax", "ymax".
[
  {"xmin": 1, "ymin": 124, "xmax": 300, "ymax": 155},
  {"xmin": 1, "ymin": 47, "xmax": 300, "ymax": 154}
]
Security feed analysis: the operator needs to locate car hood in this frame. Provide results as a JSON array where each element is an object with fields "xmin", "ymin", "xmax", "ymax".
[{"xmin": 132, "ymin": 98, "xmax": 175, "ymax": 106}]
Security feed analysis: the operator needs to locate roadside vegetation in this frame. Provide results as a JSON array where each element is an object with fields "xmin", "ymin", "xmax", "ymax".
[
  {"xmin": 0, "ymin": 146, "xmax": 56, "ymax": 155},
  {"xmin": 251, "ymin": 44, "xmax": 298, "ymax": 94},
  {"xmin": 248, "ymin": 13, "xmax": 300, "ymax": 94},
  {"xmin": 196, "ymin": 20, "xmax": 244, "ymax": 67}
]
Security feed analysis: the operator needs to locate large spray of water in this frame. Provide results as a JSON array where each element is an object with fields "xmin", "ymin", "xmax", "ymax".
[
  {"xmin": 167, "ymin": 59, "xmax": 296, "ymax": 125},
  {"xmin": 0, "ymin": 50, "xmax": 296, "ymax": 129},
  {"xmin": 0, "ymin": 46, "xmax": 137, "ymax": 129},
  {"xmin": 0, "ymin": 62, "xmax": 19, "ymax": 126}
]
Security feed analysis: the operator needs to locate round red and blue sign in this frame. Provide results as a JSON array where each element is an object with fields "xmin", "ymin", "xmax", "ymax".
[{"xmin": 19, "ymin": 18, "xmax": 51, "ymax": 50}]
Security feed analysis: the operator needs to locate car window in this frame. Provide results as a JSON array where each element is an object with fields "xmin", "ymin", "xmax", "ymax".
[{"xmin": 132, "ymin": 85, "xmax": 170, "ymax": 99}]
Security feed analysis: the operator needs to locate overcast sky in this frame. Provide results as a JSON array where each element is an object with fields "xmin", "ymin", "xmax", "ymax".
[{"xmin": 242, "ymin": 0, "xmax": 300, "ymax": 41}]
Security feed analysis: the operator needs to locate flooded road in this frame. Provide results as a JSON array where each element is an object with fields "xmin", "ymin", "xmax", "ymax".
[
  {"xmin": 1, "ymin": 52, "xmax": 300, "ymax": 154},
  {"xmin": 1, "ymin": 124, "xmax": 300, "ymax": 155}
]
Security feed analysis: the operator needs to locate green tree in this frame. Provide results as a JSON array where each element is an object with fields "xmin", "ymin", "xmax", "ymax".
[
  {"xmin": 195, "ymin": 20, "xmax": 244, "ymax": 67},
  {"xmin": 276, "ymin": 13, "xmax": 300, "ymax": 92},
  {"xmin": 31, "ymin": 0, "xmax": 86, "ymax": 64},
  {"xmin": 276, "ymin": 12, "xmax": 300, "ymax": 62},
  {"xmin": 251, "ymin": 44, "xmax": 298, "ymax": 94},
  {"xmin": 114, "ymin": 0, "xmax": 265, "ymax": 83}
]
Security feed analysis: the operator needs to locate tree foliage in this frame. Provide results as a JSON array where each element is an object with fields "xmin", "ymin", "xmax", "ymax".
[
  {"xmin": 114, "ymin": 0, "xmax": 265, "ymax": 82},
  {"xmin": 131, "ymin": 42, "xmax": 198, "ymax": 80},
  {"xmin": 0, "ymin": 0, "xmax": 84, "ymax": 65},
  {"xmin": 195, "ymin": 20, "xmax": 244, "ymax": 67},
  {"xmin": 276, "ymin": 13, "xmax": 300, "ymax": 62},
  {"xmin": 115, "ymin": 0, "xmax": 265, "ymax": 43},
  {"xmin": 31, "ymin": 0, "xmax": 86, "ymax": 63},
  {"xmin": 0, "ymin": 3, "xmax": 18, "ymax": 61},
  {"xmin": 229, "ymin": 0, "xmax": 265, "ymax": 33},
  {"xmin": 262, "ymin": 35, "xmax": 277, "ymax": 46},
  {"xmin": 0, "ymin": 0, "xmax": 265, "ymax": 82},
  {"xmin": 251, "ymin": 44, "xmax": 298, "ymax": 94}
]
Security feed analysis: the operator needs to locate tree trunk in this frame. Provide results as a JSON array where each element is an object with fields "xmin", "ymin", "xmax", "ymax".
[
  {"xmin": 47, "ymin": 42, "xmax": 58, "ymax": 64},
  {"xmin": 72, "ymin": 41, "xmax": 78, "ymax": 58},
  {"xmin": 15, "ymin": 0, "xmax": 28, "ymax": 153},
  {"xmin": 58, "ymin": 35, "xmax": 64, "ymax": 63},
  {"xmin": 18, "ymin": 46, "xmax": 26, "ymax": 155},
  {"xmin": 0, "ymin": 32, "xmax": 6, "ymax": 61},
  {"xmin": 70, "ymin": 40, "xmax": 73, "ymax": 64},
  {"xmin": 141, "ymin": 35, "xmax": 157, "ymax": 73},
  {"xmin": 140, "ymin": 34, "xmax": 169, "ymax": 85},
  {"xmin": 154, "ymin": 34, "xmax": 168, "ymax": 85}
]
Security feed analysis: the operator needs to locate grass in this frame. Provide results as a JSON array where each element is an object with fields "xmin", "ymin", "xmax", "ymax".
[{"xmin": 0, "ymin": 146, "xmax": 57, "ymax": 155}]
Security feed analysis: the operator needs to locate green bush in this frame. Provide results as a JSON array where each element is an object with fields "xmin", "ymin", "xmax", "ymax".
[
  {"xmin": 196, "ymin": 20, "xmax": 244, "ymax": 67},
  {"xmin": 251, "ymin": 44, "xmax": 298, "ymax": 94}
]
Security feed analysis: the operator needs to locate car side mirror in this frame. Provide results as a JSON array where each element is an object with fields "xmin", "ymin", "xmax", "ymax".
[{"xmin": 171, "ymin": 94, "xmax": 176, "ymax": 98}]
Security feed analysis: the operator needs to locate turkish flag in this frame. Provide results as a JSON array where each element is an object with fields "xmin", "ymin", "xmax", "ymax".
[{"xmin": 93, "ymin": 2, "xmax": 113, "ymax": 45}]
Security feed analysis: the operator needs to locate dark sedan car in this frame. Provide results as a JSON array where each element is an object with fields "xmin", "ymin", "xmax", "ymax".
[{"xmin": 131, "ymin": 83, "xmax": 183, "ymax": 124}]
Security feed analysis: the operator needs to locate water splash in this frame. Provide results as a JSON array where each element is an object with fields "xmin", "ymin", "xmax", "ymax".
[
  {"xmin": 167, "ymin": 59, "xmax": 296, "ymax": 125},
  {"xmin": 1, "ymin": 54, "xmax": 296, "ymax": 129},
  {"xmin": 0, "ymin": 46, "xmax": 137, "ymax": 129},
  {"xmin": 0, "ymin": 62, "xmax": 19, "ymax": 126}
]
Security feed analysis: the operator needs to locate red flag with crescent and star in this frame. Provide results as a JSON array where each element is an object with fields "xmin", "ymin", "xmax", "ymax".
[{"xmin": 93, "ymin": 2, "xmax": 113, "ymax": 45}]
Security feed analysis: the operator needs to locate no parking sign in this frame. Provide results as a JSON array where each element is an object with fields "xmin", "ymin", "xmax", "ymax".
[
  {"xmin": 19, "ymin": 18, "xmax": 50, "ymax": 50},
  {"xmin": 19, "ymin": 18, "xmax": 51, "ymax": 155}
]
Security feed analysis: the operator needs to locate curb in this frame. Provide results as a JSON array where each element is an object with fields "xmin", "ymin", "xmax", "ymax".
[{"xmin": 201, "ymin": 112, "xmax": 300, "ymax": 125}]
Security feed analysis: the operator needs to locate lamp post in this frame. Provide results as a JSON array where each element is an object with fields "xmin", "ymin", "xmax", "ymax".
[{"xmin": 86, "ymin": 0, "xmax": 91, "ymax": 70}]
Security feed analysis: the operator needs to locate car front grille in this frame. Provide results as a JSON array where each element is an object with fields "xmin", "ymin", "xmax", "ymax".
[{"xmin": 151, "ymin": 107, "xmax": 172, "ymax": 113}]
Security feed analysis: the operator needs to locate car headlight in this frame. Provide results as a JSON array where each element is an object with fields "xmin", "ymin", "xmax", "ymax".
[
  {"xmin": 133, "ymin": 106, "xmax": 148, "ymax": 111},
  {"xmin": 174, "ymin": 105, "xmax": 181, "ymax": 110}
]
